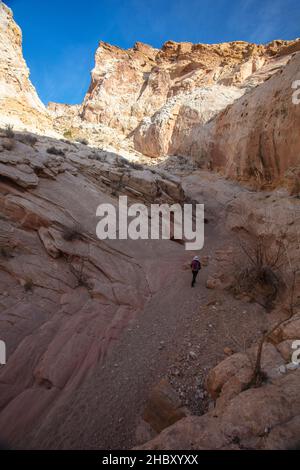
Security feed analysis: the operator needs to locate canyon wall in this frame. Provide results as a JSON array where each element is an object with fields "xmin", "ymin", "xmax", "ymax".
[
  {"xmin": 174, "ymin": 52, "xmax": 300, "ymax": 186},
  {"xmin": 0, "ymin": 2, "xmax": 51, "ymax": 132},
  {"xmin": 1, "ymin": 2, "xmax": 299, "ymax": 187},
  {"xmin": 82, "ymin": 38, "xmax": 300, "ymax": 136},
  {"xmin": 79, "ymin": 36, "xmax": 300, "ymax": 186}
]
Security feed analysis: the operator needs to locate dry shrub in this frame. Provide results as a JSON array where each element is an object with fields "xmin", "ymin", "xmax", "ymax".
[
  {"xmin": 88, "ymin": 152, "xmax": 106, "ymax": 162},
  {"xmin": 128, "ymin": 161, "xmax": 143, "ymax": 171},
  {"xmin": 70, "ymin": 263, "xmax": 90, "ymax": 288},
  {"xmin": 62, "ymin": 223, "xmax": 83, "ymax": 242},
  {"xmin": 116, "ymin": 157, "xmax": 126, "ymax": 167},
  {"xmin": 232, "ymin": 234, "xmax": 286, "ymax": 311},
  {"xmin": 248, "ymin": 268, "xmax": 299, "ymax": 388},
  {"xmin": 4, "ymin": 124, "xmax": 14, "ymax": 139},
  {"xmin": 24, "ymin": 278, "xmax": 34, "ymax": 292},
  {"xmin": 47, "ymin": 146, "xmax": 65, "ymax": 156},
  {"xmin": 111, "ymin": 181, "xmax": 124, "ymax": 197},
  {"xmin": 65, "ymin": 255, "xmax": 91, "ymax": 290},
  {"xmin": 19, "ymin": 133, "xmax": 38, "ymax": 146},
  {"xmin": 0, "ymin": 246, "xmax": 14, "ymax": 259}
]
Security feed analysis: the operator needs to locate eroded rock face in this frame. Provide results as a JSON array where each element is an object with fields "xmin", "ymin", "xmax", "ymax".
[
  {"xmin": 131, "ymin": 40, "xmax": 300, "ymax": 160},
  {"xmin": 46, "ymin": 32, "xmax": 300, "ymax": 165},
  {"xmin": 185, "ymin": 52, "xmax": 300, "ymax": 186},
  {"xmin": 1, "ymin": 1, "xmax": 299, "ymax": 189},
  {"xmin": 0, "ymin": 3, "xmax": 51, "ymax": 131},
  {"xmin": 134, "ymin": 85, "xmax": 245, "ymax": 157},
  {"xmin": 80, "ymin": 41, "xmax": 163, "ymax": 132}
]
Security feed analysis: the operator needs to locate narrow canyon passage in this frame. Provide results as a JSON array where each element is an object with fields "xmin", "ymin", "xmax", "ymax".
[
  {"xmin": 16, "ymin": 221, "xmax": 266, "ymax": 450},
  {"xmin": 1, "ymin": 1, "xmax": 299, "ymax": 451}
]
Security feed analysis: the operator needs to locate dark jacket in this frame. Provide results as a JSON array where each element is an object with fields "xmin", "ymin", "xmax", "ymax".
[{"xmin": 191, "ymin": 259, "xmax": 201, "ymax": 272}]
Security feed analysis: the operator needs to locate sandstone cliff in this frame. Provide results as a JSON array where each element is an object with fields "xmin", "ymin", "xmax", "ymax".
[
  {"xmin": 82, "ymin": 38, "xmax": 300, "ymax": 137},
  {"xmin": 170, "ymin": 52, "xmax": 300, "ymax": 187},
  {"xmin": 70, "ymin": 36, "xmax": 300, "ymax": 187},
  {"xmin": 2, "ymin": 0, "xmax": 299, "ymax": 188},
  {"xmin": 0, "ymin": 2, "xmax": 51, "ymax": 132}
]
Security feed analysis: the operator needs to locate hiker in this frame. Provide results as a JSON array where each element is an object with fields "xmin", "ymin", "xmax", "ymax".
[{"xmin": 191, "ymin": 256, "xmax": 201, "ymax": 287}]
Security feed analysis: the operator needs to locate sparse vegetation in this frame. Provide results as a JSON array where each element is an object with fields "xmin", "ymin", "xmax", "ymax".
[
  {"xmin": 23, "ymin": 278, "xmax": 34, "ymax": 292},
  {"xmin": 4, "ymin": 124, "xmax": 14, "ymax": 139},
  {"xmin": 232, "ymin": 234, "xmax": 286, "ymax": 311},
  {"xmin": 114, "ymin": 157, "xmax": 144, "ymax": 171},
  {"xmin": 37, "ymin": 378, "xmax": 53, "ymax": 390},
  {"xmin": 65, "ymin": 255, "xmax": 91, "ymax": 290},
  {"xmin": 63, "ymin": 129, "xmax": 89, "ymax": 145},
  {"xmin": 70, "ymin": 262, "xmax": 91, "ymax": 288},
  {"xmin": 111, "ymin": 176, "xmax": 125, "ymax": 197},
  {"xmin": 18, "ymin": 133, "xmax": 38, "ymax": 146},
  {"xmin": 62, "ymin": 223, "xmax": 83, "ymax": 242},
  {"xmin": 116, "ymin": 156, "xmax": 126, "ymax": 167},
  {"xmin": 0, "ymin": 246, "xmax": 14, "ymax": 259},
  {"xmin": 47, "ymin": 146, "xmax": 65, "ymax": 156},
  {"xmin": 127, "ymin": 161, "xmax": 144, "ymax": 171},
  {"xmin": 87, "ymin": 152, "xmax": 106, "ymax": 162},
  {"xmin": 247, "ymin": 268, "xmax": 300, "ymax": 388},
  {"xmin": 63, "ymin": 129, "xmax": 74, "ymax": 140}
]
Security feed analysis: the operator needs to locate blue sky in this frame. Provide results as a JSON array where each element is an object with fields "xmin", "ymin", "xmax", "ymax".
[{"xmin": 6, "ymin": 0, "xmax": 300, "ymax": 105}]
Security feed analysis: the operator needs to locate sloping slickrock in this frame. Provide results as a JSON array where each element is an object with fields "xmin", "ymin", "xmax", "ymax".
[
  {"xmin": 0, "ymin": 162, "xmax": 39, "ymax": 188},
  {"xmin": 0, "ymin": 131, "xmax": 188, "ymax": 446}
]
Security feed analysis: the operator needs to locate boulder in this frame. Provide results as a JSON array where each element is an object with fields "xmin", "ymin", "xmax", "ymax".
[{"xmin": 143, "ymin": 379, "xmax": 188, "ymax": 433}]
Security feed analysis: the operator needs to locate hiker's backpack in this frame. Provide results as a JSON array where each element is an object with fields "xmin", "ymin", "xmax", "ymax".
[{"xmin": 191, "ymin": 259, "xmax": 201, "ymax": 271}]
